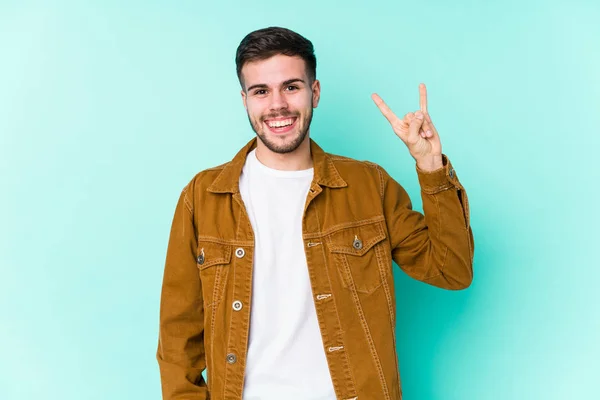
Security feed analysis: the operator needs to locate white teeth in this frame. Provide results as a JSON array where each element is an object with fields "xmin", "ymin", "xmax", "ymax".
[{"xmin": 266, "ymin": 118, "xmax": 294, "ymax": 128}]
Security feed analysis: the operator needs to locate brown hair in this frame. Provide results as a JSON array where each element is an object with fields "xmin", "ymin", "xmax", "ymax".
[{"xmin": 235, "ymin": 27, "xmax": 317, "ymax": 90}]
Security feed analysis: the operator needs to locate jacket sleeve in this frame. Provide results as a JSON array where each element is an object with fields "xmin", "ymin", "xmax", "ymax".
[
  {"xmin": 381, "ymin": 155, "xmax": 474, "ymax": 290},
  {"xmin": 157, "ymin": 185, "xmax": 209, "ymax": 399}
]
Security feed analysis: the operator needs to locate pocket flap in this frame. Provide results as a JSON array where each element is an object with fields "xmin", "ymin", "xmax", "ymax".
[
  {"xmin": 328, "ymin": 221, "xmax": 387, "ymax": 256},
  {"xmin": 197, "ymin": 241, "xmax": 232, "ymax": 270}
]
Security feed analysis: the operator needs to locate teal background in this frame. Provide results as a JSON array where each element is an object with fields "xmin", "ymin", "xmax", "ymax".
[{"xmin": 1, "ymin": 0, "xmax": 599, "ymax": 399}]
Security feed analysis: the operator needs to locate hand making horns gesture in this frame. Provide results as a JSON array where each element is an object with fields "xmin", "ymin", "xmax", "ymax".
[{"xmin": 372, "ymin": 83, "xmax": 444, "ymax": 172}]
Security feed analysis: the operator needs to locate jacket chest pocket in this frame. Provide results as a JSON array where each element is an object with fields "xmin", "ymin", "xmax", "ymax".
[
  {"xmin": 327, "ymin": 221, "xmax": 388, "ymax": 295},
  {"xmin": 196, "ymin": 241, "xmax": 232, "ymax": 308}
]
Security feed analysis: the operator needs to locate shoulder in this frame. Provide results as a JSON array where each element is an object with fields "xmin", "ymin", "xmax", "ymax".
[
  {"xmin": 326, "ymin": 152, "xmax": 387, "ymax": 179},
  {"xmin": 180, "ymin": 161, "xmax": 229, "ymax": 197}
]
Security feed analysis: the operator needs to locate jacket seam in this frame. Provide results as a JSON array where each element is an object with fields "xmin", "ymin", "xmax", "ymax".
[
  {"xmin": 209, "ymin": 268, "xmax": 220, "ymax": 392},
  {"xmin": 197, "ymin": 236, "xmax": 254, "ymax": 246},
  {"xmin": 337, "ymin": 245, "xmax": 391, "ymax": 400},
  {"xmin": 435, "ymin": 192, "xmax": 449, "ymax": 276},
  {"xmin": 375, "ymin": 165, "xmax": 385, "ymax": 201},
  {"xmin": 375, "ymin": 164, "xmax": 402, "ymax": 397},
  {"xmin": 434, "ymin": 190, "xmax": 441, "ymax": 241},
  {"xmin": 303, "ymin": 216, "xmax": 385, "ymax": 239},
  {"xmin": 222, "ymin": 243, "xmax": 238, "ymax": 399},
  {"xmin": 375, "ymin": 241, "xmax": 401, "ymax": 395},
  {"xmin": 183, "ymin": 186, "xmax": 194, "ymax": 215},
  {"xmin": 315, "ymin": 206, "xmax": 358, "ymax": 396},
  {"xmin": 421, "ymin": 183, "xmax": 454, "ymax": 195}
]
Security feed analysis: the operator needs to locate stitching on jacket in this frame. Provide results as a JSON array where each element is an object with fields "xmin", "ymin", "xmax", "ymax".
[
  {"xmin": 303, "ymin": 216, "xmax": 385, "ymax": 239},
  {"xmin": 421, "ymin": 183, "xmax": 454, "ymax": 195},
  {"xmin": 209, "ymin": 266, "xmax": 221, "ymax": 390},
  {"xmin": 439, "ymin": 246, "xmax": 449, "ymax": 278},
  {"xmin": 329, "ymin": 156, "xmax": 380, "ymax": 172},
  {"xmin": 374, "ymin": 235, "xmax": 395, "ymax": 327},
  {"xmin": 339, "ymin": 249, "xmax": 391, "ymax": 400},
  {"xmin": 434, "ymin": 192, "xmax": 450, "ymax": 278},
  {"xmin": 235, "ymin": 196, "xmax": 244, "ymax": 239},
  {"xmin": 328, "ymin": 233, "xmax": 385, "ymax": 254},
  {"xmin": 435, "ymin": 191, "xmax": 442, "ymax": 241},
  {"xmin": 374, "ymin": 239, "xmax": 402, "ymax": 395},
  {"xmin": 375, "ymin": 164, "xmax": 385, "ymax": 201},
  {"xmin": 182, "ymin": 186, "xmax": 194, "ymax": 215},
  {"xmin": 316, "ymin": 208, "xmax": 358, "ymax": 395},
  {"xmin": 210, "ymin": 266, "xmax": 222, "ymax": 311},
  {"xmin": 464, "ymin": 190, "xmax": 470, "ymax": 227},
  {"xmin": 374, "ymin": 165, "xmax": 402, "ymax": 394},
  {"xmin": 196, "ymin": 236, "xmax": 253, "ymax": 246},
  {"xmin": 222, "ymin": 241, "xmax": 238, "ymax": 399}
]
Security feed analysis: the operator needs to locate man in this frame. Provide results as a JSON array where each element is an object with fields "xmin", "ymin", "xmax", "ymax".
[{"xmin": 157, "ymin": 27, "xmax": 473, "ymax": 400}]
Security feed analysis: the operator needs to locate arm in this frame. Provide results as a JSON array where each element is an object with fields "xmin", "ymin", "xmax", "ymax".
[
  {"xmin": 380, "ymin": 157, "xmax": 474, "ymax": 290},
  {"xmin": 156, "ymin": 185, "xmax": 209, "ymax": 399},
  {"xmin": 372, "ymin": 83, "xmax": 474, "ymax": 290}
]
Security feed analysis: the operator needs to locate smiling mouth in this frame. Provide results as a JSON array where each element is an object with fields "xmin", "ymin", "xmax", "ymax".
[{"xmin": 263, "ymin": 117, "xmax": 298, "ymax": 134}]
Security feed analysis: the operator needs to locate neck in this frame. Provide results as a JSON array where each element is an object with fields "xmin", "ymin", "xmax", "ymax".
[{"xmin": 255, "ymin": 134, "xmax": 313, "ymax": 171}]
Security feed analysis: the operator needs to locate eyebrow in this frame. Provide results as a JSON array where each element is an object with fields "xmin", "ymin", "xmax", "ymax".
[{"xmin": 246, "ymin": 78, "xmax": 306, "ymax": 93}]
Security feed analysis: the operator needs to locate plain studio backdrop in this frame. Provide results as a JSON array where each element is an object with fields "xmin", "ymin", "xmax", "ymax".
[{"xmin": 1, "ymin": 0, "xmax": 598, "ymax": 399}]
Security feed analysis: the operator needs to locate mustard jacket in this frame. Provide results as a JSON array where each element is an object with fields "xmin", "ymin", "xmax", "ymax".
[{"xmin": 157, "ymin": 137, "xmax": 474, "ymax": 400}]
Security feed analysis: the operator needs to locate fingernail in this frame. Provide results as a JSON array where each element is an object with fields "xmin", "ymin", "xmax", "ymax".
[
  {"xmin": 417, "ymin": 114, "xmax": 423, "ymax": 120},
  {"xmin": 427, "ymin": 130, "xmax": 432, "ymax": 135}
]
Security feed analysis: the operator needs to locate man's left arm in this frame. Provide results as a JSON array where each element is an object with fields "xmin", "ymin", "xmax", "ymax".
[
  {"xmin": 372, "ymin": 83, "xmax": 474, "ymax": 290},
  {"xmin": 378, "ymin": 156, "xmax": 474, "ymax": 289}
]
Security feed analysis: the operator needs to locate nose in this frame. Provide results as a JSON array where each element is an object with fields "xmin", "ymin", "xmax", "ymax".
[{"xmin": 269, "ymin": 89, "xmax": 288, "ymax": 111}]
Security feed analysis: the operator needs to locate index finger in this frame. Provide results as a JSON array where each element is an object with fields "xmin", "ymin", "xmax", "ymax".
[
  {"xmin": 419, "ymin": 83, "xmax": 428, "ymax": 113},
  {"xmin": 371, "ymin": 93, "xmax": 400, "ymax": 125}
]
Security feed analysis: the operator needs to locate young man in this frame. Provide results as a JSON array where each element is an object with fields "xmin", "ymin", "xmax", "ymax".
[{"xmin": 157, "ymin": 27, "xmax": 474, "ymax": 400}]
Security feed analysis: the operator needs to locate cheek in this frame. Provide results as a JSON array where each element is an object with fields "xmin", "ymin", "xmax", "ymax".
[
  {"xmin": 289, "ymin": 96, "xmax": 311, "ymax": 113},
  {"xmin": 246, "ymin": 103, "xmax": 263, "ymax": 120}
]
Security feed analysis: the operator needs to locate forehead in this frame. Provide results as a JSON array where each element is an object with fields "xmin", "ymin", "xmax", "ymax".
[{"xmin": 241, "ymin": 54, "xmax": 307, "ymax": 87}]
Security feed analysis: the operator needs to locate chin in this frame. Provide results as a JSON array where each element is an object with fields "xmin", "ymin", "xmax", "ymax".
[{"xmin": 259, "ymin": 130, "xmax": 308, "ymax": 154}]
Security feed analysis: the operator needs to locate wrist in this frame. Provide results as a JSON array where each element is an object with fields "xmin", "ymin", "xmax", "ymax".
[{"xmin": 415, "ymin": 154, "xmax": 444, "ymax": 172}]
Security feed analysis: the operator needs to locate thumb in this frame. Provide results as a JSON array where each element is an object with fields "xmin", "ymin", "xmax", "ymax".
[{"xmin": 407, "ymin": 112, "xmax": 425, "ymax": 144}]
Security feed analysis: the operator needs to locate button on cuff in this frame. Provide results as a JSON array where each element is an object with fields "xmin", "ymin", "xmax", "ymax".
[{"xmin": 416, "ymin": 154, "xmax": 458, "ymax": 194}]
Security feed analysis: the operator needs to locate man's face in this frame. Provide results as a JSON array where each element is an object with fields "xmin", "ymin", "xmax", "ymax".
[{"xmin": 241, "ymin": 54, "xmax": 320, "ymax": 154}]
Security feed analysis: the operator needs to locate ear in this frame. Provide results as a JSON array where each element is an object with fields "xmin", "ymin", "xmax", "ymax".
[
  {"xmin": 241, "ymin": 89, "xmax": 247, "ymax": 109},
  {"xmin": 311, "ymin": 79, "xmax": 321, "ymax": 108}
]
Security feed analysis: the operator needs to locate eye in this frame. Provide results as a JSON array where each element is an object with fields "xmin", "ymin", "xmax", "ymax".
[
  {"xmin": 254, "ymin": 89, "xmax": 267, "ymax": 96},
  {"xmin": 286, "ymin": 85, "xmax": 298, "ymax": 91}
]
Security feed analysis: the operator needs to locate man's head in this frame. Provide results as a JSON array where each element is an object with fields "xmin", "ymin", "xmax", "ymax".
[{"xmin": 236, "ymin": 27, "xmax": 320, "ymax": 155}]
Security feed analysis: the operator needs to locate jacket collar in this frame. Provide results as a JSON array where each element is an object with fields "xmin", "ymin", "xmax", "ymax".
[{"xmin": 207, "ymin": 137, "xmax": 347, "ymax": 194}]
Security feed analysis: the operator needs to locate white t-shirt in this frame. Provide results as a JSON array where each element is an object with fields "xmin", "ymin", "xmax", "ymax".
[{"xmin": 239, "ymin": 149, "xmax": 336, "ymax": 400}]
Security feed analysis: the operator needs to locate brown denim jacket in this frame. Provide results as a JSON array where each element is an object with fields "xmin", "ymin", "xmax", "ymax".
[{"xmin": 157, "ymin": 137, "xmax": 474, "ymax": 400}]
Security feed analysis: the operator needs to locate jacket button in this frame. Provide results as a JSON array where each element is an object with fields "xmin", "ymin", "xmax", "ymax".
[
  {"xmin": 353, "ymin": 238, "xmax": 363, "ymax": 250},
  {"xmin": 235, "ymin": 248, "xmax": 245, "ymax": 258},
  {"xmin": 226, "ymin": 353, "xmax": 237, "ymax": 364},
  {"xmin": 197, "ymin": 254, "xmax": 205, "ymax": 265},
  {"xmin": 232, "ymin": 300, "xmax": 243, "ymax": 311}
]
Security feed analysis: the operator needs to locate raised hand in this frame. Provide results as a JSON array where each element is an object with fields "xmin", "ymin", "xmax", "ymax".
[{"xmin": 372, "ymin": 83, "xmax": 443, "ymax": 172}]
